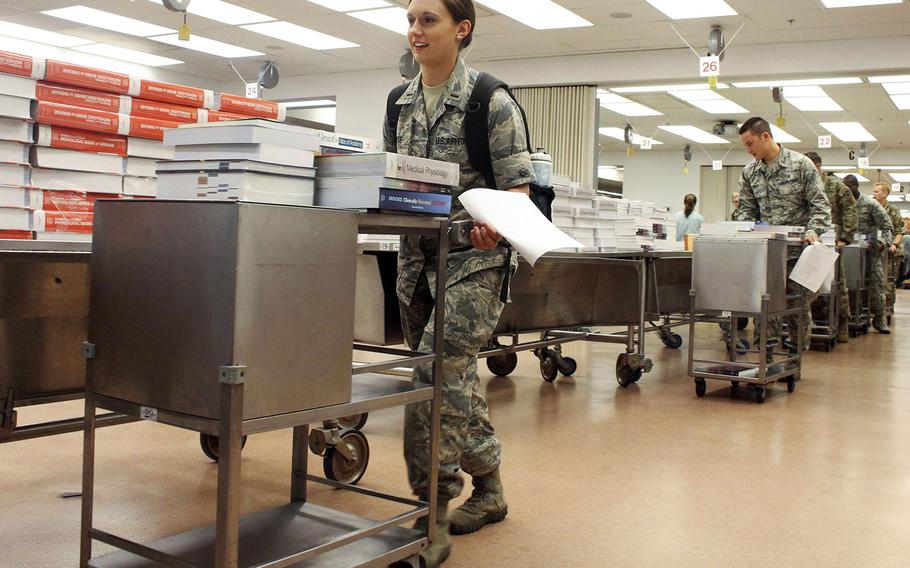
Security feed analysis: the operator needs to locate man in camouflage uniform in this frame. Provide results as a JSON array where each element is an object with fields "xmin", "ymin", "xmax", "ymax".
[
  {"xmin": 737, "ymin": 118, "xmax": 831, "ymax": 353},
  {"xmin": 730, "ymin": 191, "xmax": 742, "ymax": 221},
  {"xmin": 874, "ymin": 182, "xmax": 904, "ymax": 318},
  {"xmin": 843, "ymin": 175, "xmax": 893, "ymax": 333},
  {"xmin": 384, "ymin": 56, "xmax": 535, "ymax": 555},
  {"xmin": 806, "ymin": 152, "xmax": 858, "ymax": 343}
]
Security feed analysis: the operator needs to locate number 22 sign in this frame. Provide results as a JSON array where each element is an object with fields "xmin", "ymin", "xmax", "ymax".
[{"xmin": 699, "ymin": 56, "xmax": 720, "ymax": 78}]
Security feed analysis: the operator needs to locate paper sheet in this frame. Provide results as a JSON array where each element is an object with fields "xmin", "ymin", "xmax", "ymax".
[
  {"xmin": 458, "ymin": 188, "xmax": 583, "ymax": 266},
  {"xmin": 789, "ymin": 242, "xmax": 839, "ymax": 293}
]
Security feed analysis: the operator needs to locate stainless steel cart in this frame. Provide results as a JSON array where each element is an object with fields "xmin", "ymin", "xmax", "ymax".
[
  {"xmin": 80, "ymin": 201, "xmax": 449, "ymax": 568},
  {"xmin": 687, "ymin": 236, "xmax": 802, "ymax": 404},
  {"xmin": 809, "ymin": 247, "xmax": 842, "ymax": 352}
]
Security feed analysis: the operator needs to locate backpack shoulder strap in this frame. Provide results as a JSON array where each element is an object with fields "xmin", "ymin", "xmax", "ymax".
[{"xmin": 384, "ymin": 83, "xmax": 409, "ymax": 149}]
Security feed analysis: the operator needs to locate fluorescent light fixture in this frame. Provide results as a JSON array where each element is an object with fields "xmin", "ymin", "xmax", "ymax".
[
  {"xmin": 152, "ymin": 0, "xmax": 274, "ymax": 25},
  {"xmin": 835, "ymin": 172, "xmax": 870, "ymax": 182},
  {"xmin": 820, "ymin": 121, "xmax": 877, "ymax": 142},
  {"xmin": 732, "ymin": 77, "xmax": 862, "ymax": 88},
  {"xmin": 781, "ymin": 86, "xmax": 843, "ymax": 111},
  {"xmin": 645, "ymin": 0, "xmax": 737, "ymax": 19},
  {"xmin": 886, "ymin": 195, "xmax": 905, "ymax": 202},
  {"xmin": 598, "ymin": 166, "xmax": 624, "ymax": 181},
  {"xmin": 348, "ymin": 7, "xmax": 409, "ymax": 35},
  {"xmin": 658, "ymin": 125, "xmax": 729, "ymax": 144},
  {"xmin": 476, "ymin": 0, "xmax": 593, "ymax": 30},
  {"xmin": 305, "ymin": 0, "xmax": 391, "ymax": 11},
  {"xmin": 821, "ymin": 0, "xmax": 901, "ymax": 7},
  {"xmin": 242, "ymin": 21, "xmax": 358, "ymax": 50},
  {"xmin": 882, "ymin": 83, "xmax": 910, "ymax": 95},
  {"xmin": 597, "ymin": 93, "xmax": 662, "ymax": 117},
  {"xmin": 599, "ymin": 127, "xmax": 663, "ymax": 145},
  {"xmin": 43, "ymin": 5, "xmax": 173, "ymax": 37},
  {"xmin": 74, "ymin": 43, "xmax": 183, "ymax": 66},
  {"xmin": 891, "ymin": 173, "xmax": 910, "ymax": 182},
  {"xmin": 283, "ymin": 99, "xmax": 337, "ymax": 108},
  {"xmin": 820, "ymin": 166, "xmax": 855, "ymax": 171},
  {"xmin": 889, "ymin": 94, "xmax": 910, "ymax": 110},
  {"xmin": 149, "ymin": 34, "xmax": 263, "ymax": 58},
  {"xmin": 0, "ymin": 21, "xmax": 92, "ymax": 47},
  {"xmin": 769, "ymin": 125, "xmax": 800, "ymax": 144},
  {"xmin": 868, "ymin": 74, "xmax": 910, "ymax": 83},
  {"xmin": 669, "ymin": 89, "xmax": 749, "ymax": 114},
  {"xmin": 611, "ymin": 83, "xmax": 729, "ymax": 93}
]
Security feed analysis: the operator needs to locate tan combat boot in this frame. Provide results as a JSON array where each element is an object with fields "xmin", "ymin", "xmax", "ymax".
[
  {"xmin": 448, "ymin": 467, "xmax": 508, "ymax": 535},
  {"xmin": 415, "ymin": 498, "xmax": 451, "ymax": 568},
  {"xmin": 837, "ymin": 316, "xmax": 850, "ymax": 343}
]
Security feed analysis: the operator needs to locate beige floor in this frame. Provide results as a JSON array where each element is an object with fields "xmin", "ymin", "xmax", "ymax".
[{"xmin": 3, "ymin": 294, "xmax": 910, "ymax": 567}]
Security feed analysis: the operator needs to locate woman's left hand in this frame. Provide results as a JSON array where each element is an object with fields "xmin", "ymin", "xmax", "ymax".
[{"xmin": 470, "ymin": 222, "xmax": 501, "ymax": 250}]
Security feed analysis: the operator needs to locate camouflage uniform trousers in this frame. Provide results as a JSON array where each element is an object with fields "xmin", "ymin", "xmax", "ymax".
[
  {"xmin": 756, "ymin": 257, "xmax": 817, "ymax": 350},
  {"xmin": 867, "ymin": 250, "xmax": 886, "ymax": 316},
  {"xmin": 886, "ymin": 252, "xmax": 903, "ymax": 311},
  {"xmin": 811, "ymin": 255, "xmax": 850, "ymax": 323},
  {"xmin": 401, "ymin": 267, "xmax": 505, "ymax": 501}
]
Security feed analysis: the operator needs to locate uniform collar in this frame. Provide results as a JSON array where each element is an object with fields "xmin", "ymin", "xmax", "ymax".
[
  {"xmin": 394, "ymin": 57, "xmax": 472, "ymax": 111},
  {"xmin": 760, "ymin": 144, "xmax": 789, "ymax": 173}
]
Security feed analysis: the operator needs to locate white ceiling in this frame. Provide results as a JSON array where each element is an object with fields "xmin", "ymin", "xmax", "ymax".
[{"xmin": 0, "ymin": 0, "xmax": 908, "ymax": 149}]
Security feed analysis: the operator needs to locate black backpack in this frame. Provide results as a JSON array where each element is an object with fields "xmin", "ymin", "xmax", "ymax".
[{"xmin": 385, "ymin": 71, "xmax": 555, "ymax": 220}]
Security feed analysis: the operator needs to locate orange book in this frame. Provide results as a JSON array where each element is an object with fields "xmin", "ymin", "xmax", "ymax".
[
  {"xmin": 130, "ymin": 99, "xmax": 200, "ymax": 124},
  {"xmin": 36, "ymin": 124, "xmax": 127, "ymax": 157},
  {"xmin": 206, "ymin": 109, "xmax": 248, "ymax": 122},
  {"xmin": 34, "ymin": 210, "xmax": 94, "ymax": 233},
  {"xmin": 138, "ymin": 79, "xmax": 213, "ymax": 109},
  {"xmin": 35, "ymin": 82, "xmax": 128, "ymax": 113},
  {"xmin": 0, "ymin": 50, "xmax": 45, "ymax": 79},
  {"xmin": 35, "ymin": 101, "xmax": 129, "ymax": 136},
  {"xmin": 44, "ymin": 60, "xmax": 138, "ymax": 96},
  {"xmin": 0, "ymin": 229, "xmax": 33, "ymax": 239},
  {"xmin": 216, "ymin": 93, "xmax": 286, "ymax": 121},
  {"xmin": 37, "ymin": 190, "xmax": 117, "ymax": 213},
  {"xmin": 128, "ymin": 115, "xmax": 179, "ymax": 141}
]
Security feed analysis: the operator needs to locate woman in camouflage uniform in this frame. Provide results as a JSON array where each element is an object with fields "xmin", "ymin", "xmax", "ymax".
[{"xmin": 383, "ymin": 0, "xmax": 535, "ymax": 565}]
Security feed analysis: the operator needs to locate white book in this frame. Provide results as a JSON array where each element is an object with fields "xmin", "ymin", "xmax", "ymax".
[
  {"xmin": 0, "ymin": 75, "xmax": 36, "ymax": 99},
  {"xmin": 0, "ymin": 94, "xmax": 31, "ymax": 120},
  {"xmin": 551, "ymin": 204, "xmax": 573, "ymax": 218},
  {"xmin": 0, "ymin": 186, "xmax": 36, "ymax": 208},
  {"xmin": 124, "ymin": 157, "xmax": 157, "ymax": 177},
  {"xmin": 127, "ymin": 137, "xmax": 174, "ymax": 160},
  {"xmin": 34, "ymin": 231, "xmax": 92, "ymax": 242},
  {"xmin": 0, "ymin": 117, "xmax": 32, "ymax": 143},
  {"xmin": 31, "ymin": 168, "xmax": 121, "ymax": 195},
  {"xmin": 315, "ymin": 153, "xmax": 460, "ymax": 187},
  {"xmin": 0, "ymin": 207, "xmax": 32, "ymax": 231},
  {"xmin": 0, "ymin": 163, "xmax": 29, "ymax": 186},
  {"xmin": 0, "ymin": 140, "xmax": 29, "ymax": 164},
  {"xmin": 164, "ymin": 119, "xmax": 319, "ymax": 151},
  {"xmin": 157, "ymin": 171, "xmax": 315, "ymax": 206},
  {"xmin": 155, "ymin": 159, "xmax": 315, "ymax": 179},
  {"xmin": 174, "ymin": 143, "xmax": 315, "ymax": 168},
  {"xmin": 31, "ymin": 146, "xmax": 123, "ymax": 175},
  {"xmin": 122, "ymin": 176, "xmax": 156, "ymax": 197}
]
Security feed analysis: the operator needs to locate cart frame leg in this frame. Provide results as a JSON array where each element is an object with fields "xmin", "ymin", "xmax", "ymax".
[
  {"xmin": 214, "ymin": 374, "xmax": 245, "ymax": 568},
  {"xmin": 291, "ymin": 425, "xmax": 309, "ymax": 503},
  {"xmin": 79, "ymin": 393, "xmax": 97, "ymax": 568}
]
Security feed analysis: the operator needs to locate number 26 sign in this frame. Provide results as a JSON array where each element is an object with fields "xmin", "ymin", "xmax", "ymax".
[{"xmin": 699, "ymin": 56, "xmax": 720, "ymax": 78}]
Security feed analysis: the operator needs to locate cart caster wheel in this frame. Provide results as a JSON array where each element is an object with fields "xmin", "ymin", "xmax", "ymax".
[
  {"xmin": 662, "ymin": 333, "xmax": 683, "ymax": 350},
  {"xmin": 338, "ymin": 413, "xmax": 368, "ymax": 430},
  {"xmin": 615, "ymin": 353, "xmax": 642, "ymax": 387},
  {"xmin": 730, "ymin": 381, "xmax": 739, "ymax": 393},
  {"xmin": 199, "ymin": 433, "xmax": 248, "ymax": 462},
  {"xmin": 323, "ymin": 429, "xmax": 370, "ymax": 485},
  {"xmin": 556, "ymin": 356, "xmax": 577, "ymax": 376},
  {"xmin": 695, "ymin": 379, "xmax": 707, "ymax": 397},
  {"xmin": 487, "ymin": 352, "xmax": 518, "ymax": 377},
  {"xmin": 755, "ymin": 388, "xmax": 767, "ymax": 404},
  {"xmin": 736, "ymin": 317, "xmax": 748, "ymax": 331},
  {"xmin": 539, "ymin": 350, "xmax": 559, "ymax": 382},
  {"xmin": 787, "ymin": 377, "xmax": 796, "ymax": 393}
]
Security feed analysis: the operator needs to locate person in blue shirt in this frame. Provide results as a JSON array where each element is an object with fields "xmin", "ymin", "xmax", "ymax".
[{"xmin": 675, "ymin": 193, "xmax": 705, "ymax": 241}]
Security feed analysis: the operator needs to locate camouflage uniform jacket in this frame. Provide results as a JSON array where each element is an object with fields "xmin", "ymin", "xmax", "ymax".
[
  {"xmin": 885, "ymin": 202, "xmax": 905, "ymax": 258},
  {"xmin": 856, "ymin": 194, "xmax": 893, "ymax": 246},
  {"xmin": 737, "ymin": 146, "xmax": 831, "ymax": 240},
  {"xmin": 822, "ymin": 174, "xmax": 858, "ymax": 244},
  {"xmin": 730, "ymin": 207, "xmax": 742, "ymax": 221},
  {"xmin": 383, "ymin": 57, "xmax": 535, "ymax": 305}
]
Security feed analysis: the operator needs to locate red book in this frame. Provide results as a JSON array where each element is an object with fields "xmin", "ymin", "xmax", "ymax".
[
  {"xmin": 0, "ymin": 50, "xmax": 45, "ymax": 79},
  {"xmin": 0, "ymin": 229, "xmax": 33, "ymax": 240},
  {"xmin": 44, "ymin": 60, "xmax": 138, "ymax": 96},
  {"xmin": 36, "ymin": 190, "xmax": 116, "ymax": 213},
  {"xmin": 206, "ymin": 110, "xmax": 248, "ymax": 123},
  {"xmin": 216, "ymin": 93, "xmax": 286, "ymax": 121},
  {"xmin": 130, "ymin": 99, "xmax": 200, "ymax": 124},
  {"xmin": 35, "ymin": 101, "xmax": 129, "ymax": 136},
  {"xmin": 36, "ymin": 82, "xmax": 127, "ymax": 114},
  {"xmin": 138, "ymin": 79, "xmax": 213, "ymax": 109},
  {"xmin": 36, "ymin": 124, "xmax": 127, "ymax": 157},
  {"xmin": 128, "ymin": 115, "xmax": 179, "ymax": 141},
  {"xmin": 34, "ymin": 210, "xmax": 94, "ymax": 233}
]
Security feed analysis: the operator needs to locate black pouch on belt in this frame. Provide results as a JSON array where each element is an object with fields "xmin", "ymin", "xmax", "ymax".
[{"xmin": 499, "ymin": 246, "xmax": 512, "ymax": 303}]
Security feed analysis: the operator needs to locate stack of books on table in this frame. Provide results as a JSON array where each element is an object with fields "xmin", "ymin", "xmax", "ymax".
[
  {"xmin": 158, "ymin": 120, "xmax": 319, "ymax": 205},
  {"xmin": 314, "ymin": 152, "xmax": 456, "ymax": 216}
]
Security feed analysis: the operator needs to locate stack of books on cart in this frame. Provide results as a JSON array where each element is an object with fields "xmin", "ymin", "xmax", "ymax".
[
  {"xmin": 314, "ymin": 152, "xmax": 455, "ymax": 215},
  {"xmin": 159, "ymin": 120, "xmax": 319, "ymax": 205}
]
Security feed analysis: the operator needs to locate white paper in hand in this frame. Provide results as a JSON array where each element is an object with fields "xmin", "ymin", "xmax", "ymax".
[
  {"xmin": 789, "ymin": 242, "xmax": 839, "ymax": 293},
  {"xmin": 458, "ymin": 188, "xmax": 583, "ymax": 266}
]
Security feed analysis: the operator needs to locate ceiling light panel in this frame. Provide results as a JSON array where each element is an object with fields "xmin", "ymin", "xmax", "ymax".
[
  {"xmin": 658, "ymin": 125, "xmax": 729, "ymax": 144},
  {"xmin": 283, "ymin": 99, "xmax": 337, "ymax": 108},
  {"xmin": 891, "ymin": 173, "xmax": 910, "ymax": 182},
  {"xmin": 821, "ymin": 0, "xmax": 902, "ymax": 7},
  {"xmin": 75, "ymin": 43, "xmax": 183, "ymax": 66},
  {"xmin": 732, "ymin": 77, "xmax": 862, "ymax": 88},
  {"xmin": 868, "ymin": 75, "xmax": 910, "ymax": 83},
  {"xmin": 349, "ymin": 7, "xmax": 409, "ymax": 35},
  {"xmin": 882, "ymin": 83, "xmax": 910, "ymax": 95},
  {"xmin": 476, "ymin": 0, "xmax": 593, "ymax": 30},
  {"xmin": 597, "ymin": 93, "xmax": 663, "ymax": 117},
  {"xmin": 0, "ymin": 20, "xmax": 92, "ymax": 47},
  {"xmin": 43, "ymin": 5, "xmax": 173, "ymax": 37},
  {"xmin": 669, "ymin": 90, "xmax": 749, "ymax": 114},
  {"xmin": 820, "ymin": 122, "xmax": 877, "ymax": 142},
  {"xmin": 835, "ymin": 173, "xmax": 870, "ymax": 183},
  {"xmin": 149, "ymin": 34, "xmax": 263, "ymax": 58},
  {"xmin": 781, "ymin": 86, "xmax": 843, "ymax": 111},
  {"xmin": 152, "ymin": 0, "xmax": 274, "ymax": 25},
  {"xmin": 645, "ymin": 0, "xmax": 737, "ymax": 19},
  {"xmin": 769, "ymin": 125, "xmax": 801, "ymax": 144},
  {"xmin": 306, "ymin": 0, "xmax": 392, "ymax": 11},
  {"xmin": 599, "ymin": 127, "xmax": 663, "ymax": 145},
  {"xmin": 242, "ymin": 21, "xmax": 358, "ymax": 49},
  {"xmin": 890, "ymin": 95, "xmax": 910, "ymax": 110},
  {"xmin": 611, "ymin": 83, "xmax": 729, "ymax": 93}
]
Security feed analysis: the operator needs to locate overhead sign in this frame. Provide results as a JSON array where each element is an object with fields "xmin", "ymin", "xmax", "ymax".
[
  {"xmin": 818, "ymin": 135, "xmax": 832, "ymax": 149},
  {"xmin": 699, "ymin": 56, "xmax": 720, "ymax": 78},
  {"xmin": 245, "ymin": 82, "xmax": 260, "ymax": 99},
  {"xmin": 713, "ymin": 160, "xmax": 723, "ymax": 171}
]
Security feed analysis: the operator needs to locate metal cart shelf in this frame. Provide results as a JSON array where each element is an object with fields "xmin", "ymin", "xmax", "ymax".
[
  {"xmin": 843, "ymin": 243, "xmax": 871, "ymax": 336},
  {"xmin": 80, "ymin": 202, "xmax": 450, "ymax": 568},
  {"xmin": 809, "ymin": 246, "xmax": 842, "ymax": 352}
]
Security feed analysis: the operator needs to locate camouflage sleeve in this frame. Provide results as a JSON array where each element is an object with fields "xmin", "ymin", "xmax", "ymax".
[
  {"xmin": 838, "ymin": 182, "xmax": 858, "ymax": 243},
  {"xmin": 891, "ymin": 209, "xmax": 904, "ymax": 238},
  {"xmin": 737, "ymin": 168, "xmax": 760, "ymax": 222},
  {"xmin": 382, "ymin": 111, "xmax": 396, "ymax": 153},
  {"xmin": 801, "ymin": 160, "xmax": 830, "ymax": 239},
  {"xmin": 871, "ymin": 199, "xmax": 894, "ymax": 243},
  {"xmin": 487, "ymin": 89, "xmax": 535, "ymax": 191}
]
